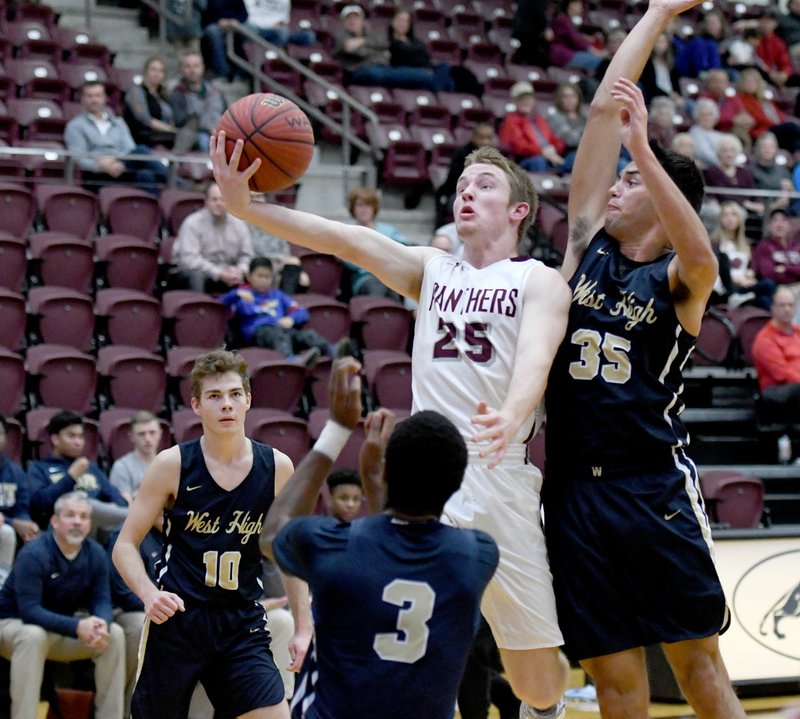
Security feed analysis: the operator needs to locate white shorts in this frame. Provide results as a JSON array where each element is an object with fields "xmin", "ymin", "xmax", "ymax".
[{"xmin": 442, "ymin": 447, "xmax": 563, "ymax": 650}]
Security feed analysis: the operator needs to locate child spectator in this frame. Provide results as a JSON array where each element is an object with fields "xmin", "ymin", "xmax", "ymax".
[
  {"xmin": 220, "ymin": 257, "xmax": 351, "ymax": 365},
  {"xmin": 325, "ymin": 470, "xmax": 364, "ymax": 523}
]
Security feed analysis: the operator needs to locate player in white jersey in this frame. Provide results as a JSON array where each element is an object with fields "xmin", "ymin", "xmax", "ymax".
[{"xmin": 211, "ymin": 142, "xmax": 572, "ymax": 719}]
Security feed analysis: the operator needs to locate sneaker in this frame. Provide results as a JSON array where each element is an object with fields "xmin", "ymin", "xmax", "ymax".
[
  {"xmin": 519, "ymin": 701, "xmax": 566, "ymax": 719},
  {"xmin": 728, "ymin": 291, "xmax": 755, "ymax": 309},
  {"xmin": 295, "ymin": 347, "xmax": 322, "ymax": 370},
  {"xmin": 565, "ymin": 684, "xmax": 597, "ymax": 702},
  {"xmin": 331, "ymin": 337, "xmax": 356, "ymax": 359}
]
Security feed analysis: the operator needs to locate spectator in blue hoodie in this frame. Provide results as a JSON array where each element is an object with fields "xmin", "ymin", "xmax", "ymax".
[
  {"xmin": 221, "ymin": 257, "xmax": 351, "ymax": 366},
  {"xmin": 28, "ymin": 412, "xmax": 128, "ymax": 532},
  {"xmin": 0, "ymin": 415, "xmax": 40, "ymax": 554}
]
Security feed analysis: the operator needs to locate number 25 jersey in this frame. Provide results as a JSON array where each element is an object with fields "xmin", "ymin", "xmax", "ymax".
[{"xmin": 413, "ymin": 254, "xmax": 541, "ymax": 446}]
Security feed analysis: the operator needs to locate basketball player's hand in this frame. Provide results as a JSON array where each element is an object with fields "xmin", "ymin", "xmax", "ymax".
[
  {"xmin": 259, "ymin": 595, "xmax": 288, "ymax": 611},
  {"xmin": 471, "ymin": 402, "xmax": 513, "ymax": 469},
  {"xmin": 648, "ymin": 0, "xmax": 704, "ymax": 19},
  {"xmin": 360, "ymin": 409, "xmax": 396, "ymax": 483},
  {"xmin": 143, "ymin": 587, "xmax": 186, "ymax": 624},
  {"xmin": 287, "ymin": 623, "xmax": 312, "ymax": 672},
  {"xmin": 329, "ymin": 357, "xmax": 363, "ymax": 429},
  {"xmin": 210, "ymin": 132, "xmax": 260, "ymax": 216},
  {"xmin": 610, "ymin": 78, "xmax": 649, "ymax": 156}
]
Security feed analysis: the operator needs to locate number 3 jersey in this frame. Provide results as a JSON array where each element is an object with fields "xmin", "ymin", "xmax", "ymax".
[
  {"xmin": 545, "ymin": 230, "xmax": 697, "ymax": 481},
  {"xmin": 157, "ymin": 438, "xmax": 276, "ymax": 606},
  {"xmin": 413, "ymin": 254, "xmax": 542, "ymax": 446},
  {"xmin": 273, "ymin": 513, "xmax": 498, "ymax": 719}
]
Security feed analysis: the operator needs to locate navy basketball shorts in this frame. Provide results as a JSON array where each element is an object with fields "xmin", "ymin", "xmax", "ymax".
[
  {"xmin": 544, "ymin": 460, "xmax": 728, "ymax": 662},
  {"xmin": 132, "ymin": 602, "xmax": 286, "ymax": 719}
]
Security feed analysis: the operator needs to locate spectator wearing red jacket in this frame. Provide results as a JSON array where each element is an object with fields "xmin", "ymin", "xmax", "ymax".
[
  {"xmin": 498, "ymin": 82, "xmax": 571, "ymax": 173},
  {"xmin": 735, "ymin": 67, "xmax": 800, "ymax": 152},
  {"xmin": 757, "ymin": 9, "xmax": 794, "ymax": 87}
]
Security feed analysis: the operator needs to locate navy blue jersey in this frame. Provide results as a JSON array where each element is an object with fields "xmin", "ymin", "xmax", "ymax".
[
  {"xmin": 273, "ymin": 513, "xmax": 498, "ymax": 719},
  {"xmin": 545, "ymin": 230, "xmax": 697, "ymax": 480},
  {"xmin": 158, "ymin": 438, "xmax": 275, "ymax": 606}
]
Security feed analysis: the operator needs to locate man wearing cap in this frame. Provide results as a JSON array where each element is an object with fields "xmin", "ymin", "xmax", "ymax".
[
  {"xmin": 333, "ymin": 5, "xmax": 445, "ymax": 91},
  {"xmin": 498, "ymin": 82, "xmax": 571, "ymax": 173},
  {"xmin": 753, "ymin": 208, "xmax": 800, "ymax": 300}
]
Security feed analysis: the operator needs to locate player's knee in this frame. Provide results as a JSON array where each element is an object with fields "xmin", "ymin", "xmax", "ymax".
[{"xmin": 508, "ymin": 652, "xmax": 568, "ymax": 708}]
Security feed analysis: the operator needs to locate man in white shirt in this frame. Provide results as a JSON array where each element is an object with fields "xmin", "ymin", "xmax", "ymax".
[{"xmin": 171, "ymin": 182, "xmax": 255, "ymax": 293}]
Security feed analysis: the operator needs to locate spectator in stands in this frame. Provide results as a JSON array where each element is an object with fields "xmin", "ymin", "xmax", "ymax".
[
  {"xmin": 431, "ymin": 222, "xmax": 463, "ymax": 259},
  {"xmin": 752, "ymin": 287, "xmax": 800, "ymax": 424},
  {"xmin": 548, "ymin": 0, "xmax": 605, "ymax": 71},
  {"xmin": 220, "ymin": 256, "xmax": 349, "ymax": 366},
  {"xmin": 499, "ymin": 81, "xmax": 569, "ymax": 172},
  {"xmin": 168, "ymin": 50, "xmax": 226, "ymax": 153},
  {"xmin": 671, "ymin": 131, "xmax": 696, "ymax": 160},
  {"xmin": 548, "ymin": 82, "xmax": 587, "ymax": 159},
  {"xmin": 200, "ymin": 0, "xmax": 248, "ymax": 81},
  {"xmin": 689, "ymin": 98, "xmax": 731, "ymax": 168},
  {"xmin": 109, "ymin": 411, "xmax": 162, "ymax": 505},
  {"xmin": 123, "ymin": 56, "xmax": 179, "ymax": 150},
  {"xmin": 171, "ymin": 182, "xmax": 254, "ymax": 294},
  {"xmin": 388, "ymin": 9, "xmax": 454, "ymax": 93},
  {"xmin": 435, "ymin": 122, "xmax": 497, "ymax": 227},
  {"xmin": 735, "ymin": 67, "xmax": 800, "ymax": 152},
  {"xmin": 203, "ymin": 0, "xmax": 315, "ymax": 82},
  {"xmin": 749, "ymin": 130, "xmax": 794, "ymax": 214},
  {"xmin": 511, "ymin": 0, "xmax": 552, "ymax": 68},
  {"xmin": 334, "ymin": 5, "xmax": 444, "ymax": 91},
  {"xmin": 0, "ymin": 415, "xmax": 38, "ymax": 580},
  {"xmin": 711, "ymin": 201, "xmax": 775, "ymax": 310},
  {"xmin": 674, "ymin": 9, "xmax": 725, "ymax": 78},
  {"xmin": 757, "ymin": 9, "xmax": 793, "ymax": 87},
  {"xmin": 344, "ymin": 187, "xmax": 408, "ymax": 300},
  {"xmin": 0, "ymin": 491, "xmax": 126, "ymax": 719},
  {"xmin": 648, "ymin": 95, "xmax": 678, "ymax": 149},
  {"xmin": 65, "ymin": 80, "xmax": 169, "ymax": 194},
  {"xmin": 28, "ymin": 412, "xmax": 128, "ymax": 533},
  {"xmin": 166, "ymin": 0, "xmax": 204, "ymax": 47},
  {"xmin": 639, "ymin": 31, "xmax": 681, "ymax": 104},
  {"xmin": 703, "ymin": 134, "xmax": 764, "ymax": 215},
  {"xmin": 703, "ymin": 68, "xmax": 757, "ymax": 150},
  {"xmin": 325, "ymin": 469, "xmax": 364, "ymax": 524},
  {"xmin": 777, "ymin": 0, "xmax": 800, "ymax": 61},
  {"xmin": 753, "ymin": 207, "xmax": 800, "ymax": 288}
]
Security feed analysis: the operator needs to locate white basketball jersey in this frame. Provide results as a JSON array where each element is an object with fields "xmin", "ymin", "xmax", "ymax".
[{"xmin": 412, "ymin": 254, "xmax": 541, "ymax": 447}]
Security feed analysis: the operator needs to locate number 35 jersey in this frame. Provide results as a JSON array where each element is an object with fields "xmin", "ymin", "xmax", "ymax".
[
  {"xmin": 545, "ymin": 230, "xmax": 697, "ymax": 481},
  {"xmin": 413, "ymin": 254, "xmax": 541, "ymax": 446},
  {"xmin": 158, "ymin": 438, "xmax": 276, "ymax": 606}
]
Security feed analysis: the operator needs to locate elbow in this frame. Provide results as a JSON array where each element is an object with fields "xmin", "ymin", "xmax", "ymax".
[
  {"xmin": 259, "ymin": 531, "xmax": 276, "ymax": 561},
  {"xmin": 588, "ymin": 95, "xmax": 619, "ymax": 118}
]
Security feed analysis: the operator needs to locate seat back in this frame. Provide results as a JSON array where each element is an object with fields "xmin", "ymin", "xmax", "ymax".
[
  {"xmin": 350, "ymin": 296, "xmax": 411, "ymax": 351},
  {"xmin": 297, "ymin": 293, "xmax": 351, "ymax": 342},
  {"xmin": 99, "ymin": 186, "xmax": 161, "ymax": 240},
  {"xmin": 699, "ymin": 469, "xmax": 765, "ymax": 529},
  {"xmin": 297, "ymin": 252, "xmax": 343, "ymax": 297},
  {"xmin": 0, "ymin": 182, "xmax": 34, "ymax": 236},
  {"xmin": 28, "ymin": 286, "xmax": 95, "ymax": 351},
  {"xmin": 28, "ymin": 232, "xmax": 95, "ymax": 293},
  {"xmin": 248, "ymin": 360, "xmax": 308, "ymax": 413},
  {"xmin": 730, "ymin": 305, "xmax": 771, "ymax": 366},
  {"xmin": 97, "ymin": 346, "xmax": 166, "ymax": 413},
  {"xmin": 245, "ymin": 409, "xmax": 310, "ymax": 465},
  {"xmin": 26, "ymin": 344, "xmax": 97, "ymax": 413},
  {"xmin": 95, "ymin": 288, "xmax": 162, "ymax": 351},
  {"xmin": 694, "ymin": 309, "xmax": 737, "ymax": 367},
  {"xmin": 0, "ymin": 348, "xmax": 24, "ymax": 415},
  {"xmin": 34, "ymin": 184, "xmax": 99, "ymax": 239},
  {"xmin": 0, "ymin": 287, "xmax": 26, "ymax": 350},
  {"xmin": 95, "ymin": 235, "xmax": 159, "ymax": 294},
  {"xmin": 363, "ymin": 349, "xmax": 412, "ymax": 410},
  {"xmin": 161, "ymin": 290, "xmax": 228, "ymax": 348}
]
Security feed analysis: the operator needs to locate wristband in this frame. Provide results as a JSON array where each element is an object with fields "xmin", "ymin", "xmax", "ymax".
[{"xmin": 313, "ymin": 420, "xmax": 352, "ymax": 461}]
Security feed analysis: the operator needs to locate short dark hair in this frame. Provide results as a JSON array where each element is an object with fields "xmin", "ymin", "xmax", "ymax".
[
  {"xmin": 249, "ymin": 257, "xmax": 274, "ymax": 274},
  {"xmin": 326, "ymin": 469, "xmax": 362, "ymax": 492},
  {"xmin": 649, "ymin": 140, "xmax": 705, "ymax": 213},
  {"xmin": 46, "ymin": 411, "xmax": 84, "ymax": 437},
  {"xmin": 80, "ymin": 80, "xmax": 105, "ymax": 95},
  {"xmin": 384, "ymin": 411, "xmax": 467, "ymax": 516}
]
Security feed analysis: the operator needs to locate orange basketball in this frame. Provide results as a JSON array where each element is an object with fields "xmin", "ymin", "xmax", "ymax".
[{"xmin": 217, "ymin": 93, "xmax": 315, "ymax": 193}]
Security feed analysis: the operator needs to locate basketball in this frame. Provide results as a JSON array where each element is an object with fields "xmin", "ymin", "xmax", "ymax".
[{"xmin": 216, "ymin": 93, "xmax": 315, "ymax": 193}]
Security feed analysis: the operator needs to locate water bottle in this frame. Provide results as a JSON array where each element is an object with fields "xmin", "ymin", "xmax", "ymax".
[{"xmin": 778, "ymin": 434, "xmax": 792, "ymax": 464}]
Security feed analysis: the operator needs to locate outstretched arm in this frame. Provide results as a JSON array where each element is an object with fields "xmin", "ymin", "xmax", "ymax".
[
  {"xmin": 211, "ymin": 133, "xmax": 440, "ymax": 301},
  {"xmin": 612, "ymin": 78, "xmax": 716, "ymax": 335},
  {"xmin": 261, "ymin": 358, "xmax": 363, "ymax": 560},
  {"xmin": 359, "ymin": 409, "xmax": 396, "ymax": 514},
  {"xmin": 564, "ymin": 0, "xmax": 705, "ymax": 279},
  {"xmin": 471, "ymin": 265, "xmax": 571, "ymax": 467}
]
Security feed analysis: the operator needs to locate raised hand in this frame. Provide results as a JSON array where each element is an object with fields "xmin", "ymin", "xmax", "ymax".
[
  {"xmin": 610, "ymin": 78, "xmax": 649, "ymax": 155},
  {"xmin": 648, "ymin": 0, "xmax": 706, "ymax": 19},
  {"xmin": 209, "ymin": 131, "xmax": 261, "ymax": 216},
  {"xmin": 328, "ymin": 357, "xmax": 363, "ymax": 430}
]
